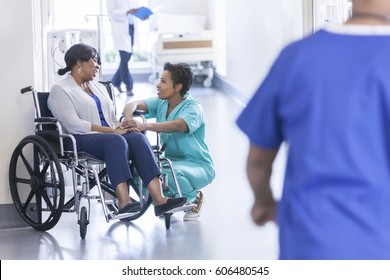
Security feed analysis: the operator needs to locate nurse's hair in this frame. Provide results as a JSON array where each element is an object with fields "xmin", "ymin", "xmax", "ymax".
[
  {"xmin": 163, "ymin": 62, "xmax": 193, "ymax": 96},
  {"xmin": 57, "ymin": 43, "xmax": 101, "ymax": 76}
]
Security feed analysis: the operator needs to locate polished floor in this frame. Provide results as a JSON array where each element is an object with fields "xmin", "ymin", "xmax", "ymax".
[{"xmin": 0, "ymin": 80, "xmax": 286, "ymax": 260}]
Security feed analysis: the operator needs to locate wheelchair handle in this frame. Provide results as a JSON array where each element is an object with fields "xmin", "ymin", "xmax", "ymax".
[
  {"xmin": 35, "ymin": 117, "xmax": 58, "ymax": 124},
  {"xmin": 20, "ymin": 86, "xmax": 33, "ymax": 94}
]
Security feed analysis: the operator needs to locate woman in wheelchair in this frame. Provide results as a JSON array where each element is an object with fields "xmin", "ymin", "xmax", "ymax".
[
  {"xmin": 47, "ymin": 43, "xmax": 186, "ymax": 216},
  {"xmin": 121, "ymin": 62, "xmax": 215, "ymax": 221}
]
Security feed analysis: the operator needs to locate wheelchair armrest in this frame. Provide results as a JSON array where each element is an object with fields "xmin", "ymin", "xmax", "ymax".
[
  {"xmin": 133, "ymin": 109, "xmax": 146, "ymax": 116},
  {"xmin": 35, "ymin": 117, "xmax": 58, "ymax": 124},
  {"xmin": 59, "ymin": 133, "xmax": 80, "ymax": 165}
]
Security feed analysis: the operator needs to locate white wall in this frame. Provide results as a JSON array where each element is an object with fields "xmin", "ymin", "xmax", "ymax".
[
  {"xmin": 0, "ymin": 0, "xmax": 36, "ymax": 204},
  {"xmin": 219, "ymin": 0, "xmax": 303, "ymax": 101},
  {"xmin": 151, "ymin": 0, "xmax": 210, "ymax": 27}
]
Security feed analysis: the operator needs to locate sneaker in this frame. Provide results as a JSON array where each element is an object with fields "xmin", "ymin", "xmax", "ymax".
[{"xmin": 183, "ymin": 191, "xmax": 204, "ymax": 221}]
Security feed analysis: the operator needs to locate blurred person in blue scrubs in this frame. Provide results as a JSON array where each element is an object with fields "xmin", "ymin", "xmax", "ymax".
[
  {"xmin": 237, "ymin": 0, "xmax": 390, "ymax": 259},
  {"xmin": 121, "ymin": 62, "xmax": 215, "ymax": 221}
]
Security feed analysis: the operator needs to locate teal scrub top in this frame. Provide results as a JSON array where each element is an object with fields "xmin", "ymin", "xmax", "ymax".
[{"xmin": 144, "ymin": 93, "xmax": 214, "ymax": 173}]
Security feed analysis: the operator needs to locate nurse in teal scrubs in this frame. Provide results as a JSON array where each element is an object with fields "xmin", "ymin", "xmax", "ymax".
[{"xmin": 120, "ymin": 62, "xmax": 215, "ymax": 221}]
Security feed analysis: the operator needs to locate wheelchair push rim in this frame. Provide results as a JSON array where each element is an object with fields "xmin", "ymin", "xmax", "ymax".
[{"xmin": 9, "ymin": 135, "xmax": 65, "ymax": 231}]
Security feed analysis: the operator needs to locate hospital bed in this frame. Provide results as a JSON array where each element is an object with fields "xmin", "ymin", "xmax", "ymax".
[{"xmin": 148, "ymin": 14, "xmax": 217, "ymax": 88}]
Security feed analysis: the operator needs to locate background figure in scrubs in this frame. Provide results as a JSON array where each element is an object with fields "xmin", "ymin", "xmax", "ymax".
[
  {"xmin": 106, "ymin": 0, "xmax": 149, "ymax": 96},
  {"xmin": 237, "ymin": 0, "xmax": 390, "ymax": 259},
  {"xmin": 121, "ymin": 62, "xmax": 215, "ymax": 221}
]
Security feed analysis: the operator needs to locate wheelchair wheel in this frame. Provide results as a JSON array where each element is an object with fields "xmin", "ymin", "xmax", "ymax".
[
  {"xmin": 79, "ymin": 206, "xmax": 88, "ymax": 239},
  {"xmin": 9, "ymin": 135, "xmax": 65, "ymax": 231}
]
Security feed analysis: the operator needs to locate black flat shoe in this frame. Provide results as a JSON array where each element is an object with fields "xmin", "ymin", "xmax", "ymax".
[
  {"xmin": 154, "ymin": 197, "xmax": 187, "ymax": 217},
  {"xmin": 118, "ymin": 202, "xmax": 141, "ymax": 214}
]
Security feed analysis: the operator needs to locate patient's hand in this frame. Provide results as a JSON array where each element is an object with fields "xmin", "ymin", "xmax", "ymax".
[
  {"xmin": 119, "ymin": 116, "xmax": 132, "ymax": 129},
  {"xmin": 113, "ymin": 128, "xmax": 131, "ymax": 135},
  {"xmin": 120, "ymin": 118, "xmax": 146, "ymax": 131}
]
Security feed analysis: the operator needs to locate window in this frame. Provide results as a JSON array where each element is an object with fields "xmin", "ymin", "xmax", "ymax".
[{"xmin": 48, "ymin": 0, "xmax": 151, "ymax": 72}]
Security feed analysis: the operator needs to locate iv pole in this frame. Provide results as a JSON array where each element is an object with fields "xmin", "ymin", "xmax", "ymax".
[{"xmin": 84, "ymin": 14, "xmax": 110, "ymax": 80}]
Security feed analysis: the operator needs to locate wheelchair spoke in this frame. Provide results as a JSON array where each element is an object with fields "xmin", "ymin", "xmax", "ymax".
[
  {"xmin": 44, "ymin": 182, "xmax": 61, "ymax": 202},
  {"xmin": 20, "ymin": 190, "xmax": 35, "ymax": 214},
  {"xmin": 35, "ymin": 193, "xmax": 43, "ymax": 224},
  {"xmin": 38, "ymin": 160, "xmax": 50, "ymax": 178},
  {"xmin": 15, "ymin": 177, "xmax": 32, "ymax": 185},
  {"xmin": 18, "ymin": 151, "xmax": 34, "ymax": 176},
  {"xmin": 40, "ymin": 188, "xmax": 56, "ymax": 212}
]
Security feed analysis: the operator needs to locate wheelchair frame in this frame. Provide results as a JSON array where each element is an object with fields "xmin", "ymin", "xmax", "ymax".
[{"xmin": 8, "ymin": 84, "xmax": 192, "ymax": 239}]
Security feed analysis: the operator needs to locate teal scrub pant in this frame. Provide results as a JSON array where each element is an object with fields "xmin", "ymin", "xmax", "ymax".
[{"xmin": 163, "ymin": 160, "xmax": 214, "ymax": 202}]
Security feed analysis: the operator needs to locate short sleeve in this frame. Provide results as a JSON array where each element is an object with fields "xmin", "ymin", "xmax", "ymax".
[
  {"xmin": 179, "ymin": 102, "xmax": 204, "ymax": 134},
  {"xmin": 144, "ymin": 97, "xmax": 159, "ymax": 118}
]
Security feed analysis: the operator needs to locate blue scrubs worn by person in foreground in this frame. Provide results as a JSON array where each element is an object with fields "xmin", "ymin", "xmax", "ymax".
[
  {"xmin": 121, "ymin": 62, "xmax": 215, "ymax": 221},
  {"xmin": 237, "ymin": 0, "xmax": 390, "ymax": 259},
  {"xmin": 48, "ymin": 43, "xmax": 186, "ymax": 217}
]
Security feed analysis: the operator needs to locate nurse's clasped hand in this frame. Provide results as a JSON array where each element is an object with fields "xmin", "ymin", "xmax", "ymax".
[{"xmin": 119, "ymin": 116, "xmax": 144, "ymax": 132}]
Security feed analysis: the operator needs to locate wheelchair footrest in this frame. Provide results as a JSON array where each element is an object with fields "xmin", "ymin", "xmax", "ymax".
[
  {"xmin": 110, "ymin": 211, "xmax": 140, "ymax": 221},
  {"xmin": 103, "ymin": 200, "xmax": 140, "ymax": 221},
  {"xmin": 165, "ymin": 202, "xmax": 195, "ymax": 214}
]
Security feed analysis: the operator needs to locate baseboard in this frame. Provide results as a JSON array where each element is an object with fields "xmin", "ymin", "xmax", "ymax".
[
  {"xmin": 0, "ymin": 204, "xmax": 29, "ymax": 230},
  {"xmin": 213, "ymin": 75, "xmax": 248, "ymax": 107}
]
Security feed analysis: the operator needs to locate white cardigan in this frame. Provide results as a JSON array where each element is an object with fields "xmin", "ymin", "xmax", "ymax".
[{"xmin": 48, "ymin": 75, "xmax": 120, "ymax": 134}]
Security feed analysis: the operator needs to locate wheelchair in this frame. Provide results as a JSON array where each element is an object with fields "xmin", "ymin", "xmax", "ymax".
[{"xmin": 8, "ymin": 82, "xmax": 193, "ymax": 239}]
